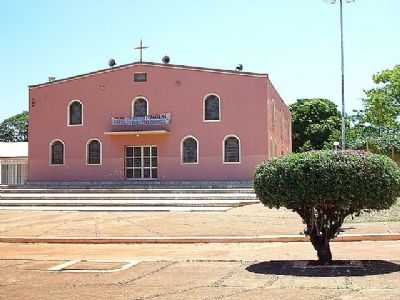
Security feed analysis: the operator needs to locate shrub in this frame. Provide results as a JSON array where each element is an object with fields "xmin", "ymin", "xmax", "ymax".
[{"xmin": 254, "ymin": 150, "xmax": 400, "ymax": 265}]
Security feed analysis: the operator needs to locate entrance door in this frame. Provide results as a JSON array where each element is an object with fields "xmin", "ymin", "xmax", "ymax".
[{"xmin": 125, "ymin": 146, "xmax": 158, "ymax": 179}]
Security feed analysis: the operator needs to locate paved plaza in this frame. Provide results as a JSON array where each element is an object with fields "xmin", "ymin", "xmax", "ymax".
[
  {"xmin": 0, "ymin": 241, "xmax": 400, "ymax": 300},
  {"xmin": 0, "ymin": 204, "xmax": 399, "ymax": 238},
  {"xmin": 1, "ymin": 204, "xmax": 400, "ymax": 299}
]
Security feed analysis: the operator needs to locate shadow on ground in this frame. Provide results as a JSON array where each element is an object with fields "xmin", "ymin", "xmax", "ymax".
[{"xmin": 246, "ymin": 260, "xmax": 400, "ymax": 277}]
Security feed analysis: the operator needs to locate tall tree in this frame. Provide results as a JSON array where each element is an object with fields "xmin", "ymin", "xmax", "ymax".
[
  {"xmin": 289, "ymin": 99, "xmax": 341, "ymax": 152},
  {"xmin": 0, "ymin": 111, "xmax": 29, "ymax": 142},
  {"xmin": 364, "ymin": 65, "xmax": 400, "ymax": 128}
]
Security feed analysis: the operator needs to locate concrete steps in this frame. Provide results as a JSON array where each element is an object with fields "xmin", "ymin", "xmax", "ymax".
[
  {"xmin": 0, "ymin": 188, "xmax": 254, "ymax": 194},
  {"xmin": 0, "ymin": 192, "xmax": 256, "ymax": 199},
  {"xmin": 22, "ymin": 180, "xmax": 253, "ymax": 189},
  {"xmin": 0, "ymin": 206, "xmax": 230, "ymax": 212},
  {"xmin": 0, "ymin": 186, "xmax": 258, "ymax": 212},
  {"xmin": 0, "ymin": 198, "xmax": 256, "ymax": 207}
]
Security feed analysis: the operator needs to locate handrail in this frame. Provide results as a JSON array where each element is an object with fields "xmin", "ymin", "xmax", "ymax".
[{"xmin": 112, "ymin": 113, "xmax": 171, "ymax": 126}]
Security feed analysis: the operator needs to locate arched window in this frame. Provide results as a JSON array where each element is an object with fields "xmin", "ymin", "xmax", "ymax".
[
  {"xmin": 50, "ymin": 140, "xmax": 64, "ymax": 165},
  {"xmin": 68, "ymin": 100, "xmax": 83, "ymax": 125},
  {"xmin": 86, "ymin": 139, "xmax": 102, "ymax": 165},
  {"xmin": 132, "ymin": 97, "xmax": 148, "ymax": 117},
  {"xmin": 223, "ymin": 135, "xmax": 240, "ymax": 163},
  {"xmin": 181, "ymin": 136, "xmax": 198, "ymax": 164},
  {"xmin": 204, "ymin": 94, "xmax": 220, "ymax": 121}
]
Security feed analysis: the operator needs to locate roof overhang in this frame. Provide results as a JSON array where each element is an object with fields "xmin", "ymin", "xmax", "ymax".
[
  {"xmin": 0, "ymin": 142, "xmax": 28, "ymax": 158},
  {"xmin": 29, "ymin": 62, "xmax": 268, "ymax": 89}
]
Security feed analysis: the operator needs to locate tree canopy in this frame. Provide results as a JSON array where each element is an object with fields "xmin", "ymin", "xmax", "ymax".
[
  {"xmin": 344, "ymin": 66, "xmax": 400, "ymax": 162},
  {"xmin": 363, "ymin": 65, "xmax": 400, "ymax": 128},
  {"xmin": 0, "ymin": 111, "xmax": 29, "ymax": 142},
  {"xmin": 254, "ymin": 150, "xmax": 400, "ymax": 264},
  {"xmin": 289, "ymin": 98, "xmax": 341, "ymax": 152}
]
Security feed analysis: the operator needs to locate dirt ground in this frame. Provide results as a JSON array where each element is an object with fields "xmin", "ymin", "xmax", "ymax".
[
  {"xmin": 1, "ymin": 204, "xmax": 399, "ymax": 238},
  {"xmin": 1, "ymin": 205, "xmax": 400, "ymax": 299},
  {"xmin": 1, "ymin": 241, "xmax": 400, "ymax": 300}
]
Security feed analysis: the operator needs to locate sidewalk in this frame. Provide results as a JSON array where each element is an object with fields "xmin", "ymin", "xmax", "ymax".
[
  {"xmin": 1, "ymin": 241, "xmax": 400, "ymax": 300},
  {"xmin": 0, "ymin": 204, "xmax": 399, "ymax": 239}
]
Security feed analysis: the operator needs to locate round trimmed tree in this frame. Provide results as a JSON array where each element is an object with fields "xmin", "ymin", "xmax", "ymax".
[{"xmin": 254, "ymin": 151, "xmax": 400, "ymax": 265}]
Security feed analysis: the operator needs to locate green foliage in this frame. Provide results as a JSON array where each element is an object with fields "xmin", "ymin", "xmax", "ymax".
[
  {"xmin": 348, "ymin": 128, "xmax": 400, "ymax": 155},
  {"xmin": 0, "ymin": 111, "xmax": 29, "ymax": 142},
  {"xmin": 254, "ymin": 151, "xmax": 400, "ymax": 263},
  {"xmin": 363, "ymin": 65, "xmax": 400, "ymax": 128},
  {"xmin": 289, "ymin": 99, "xmax": 341, "ymax": 152},
  {"xmin": 346, "ymin": 115, "xmax": 400, "ymax": 164},
  {"xmin": 254, "ymin": 151, "xmax": 400, "ymax": 213}
]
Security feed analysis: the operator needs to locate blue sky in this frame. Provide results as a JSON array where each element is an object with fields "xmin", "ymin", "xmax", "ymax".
[{"xmin": 0, "ymin": 0, "xmax": 399, "ymax": 122}]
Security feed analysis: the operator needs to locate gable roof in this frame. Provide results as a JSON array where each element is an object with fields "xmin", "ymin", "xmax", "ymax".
[
  {"xmin": 0, "ymin": 142, "xmax": 28, "ymax": 158},
  {"xmin": 29, "ymin": 61, "xmax": 268, "ymax": 89}
]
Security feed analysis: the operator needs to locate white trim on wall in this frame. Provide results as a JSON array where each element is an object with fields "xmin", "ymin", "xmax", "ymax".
[
  {"xmin": 269, "ymin": 136, "xmax": 274, "ymax": 159},
  {"xmin": 49, "ymin": 139, "xmax": 65, "ymax": 166},
  {"xmin": 222, "ymin": 134, "xmax": 241, "ymax": 164},
  {"xmin": 67, "ymin": 99, "xmax": 84, "ymax": 127},
  {"xmin": 86, "ymin": 138, "xmax": 102, "ymax": 166},
  {"xmin": 131, "ymin": 96, "xmax": 149, "ymax": 117},
  {"xmin": 180, "ymin": 135, "xmax": 199, "ymax": 165},
  {"xmin": 203, "ymin": 93, "xmax": 221, "ymax": 122},
  {"xmin": 272, "ymin": 98, "xmax": 276, "ymax": 128}
]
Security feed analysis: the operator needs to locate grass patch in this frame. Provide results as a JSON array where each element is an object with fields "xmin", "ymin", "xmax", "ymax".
[{"xmin": 346, "ymin": 199, "xmax": 400, "ymax": 223}]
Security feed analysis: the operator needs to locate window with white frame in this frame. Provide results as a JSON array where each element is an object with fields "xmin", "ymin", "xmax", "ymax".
[
  {"xmin": 182, "ymin": 136, "xmax": 198, "ymax": 164},
  {"xmin": 50, "ymin": 140, "xmax": 64, "ymax": 165},
  {"xmin": 68, "ymin": 100, "xmax": 83, "ymax": 125},
  {"xmin": 87, "ymin": 139, "xmax": 101, "ymax": 165},
  {"xmin": 223, "ymin": 135, "xmax": 240, "ymax": 163},
  {"xmin": 204, "ymin": 94, "xmax": 220, "ymax": 121}
]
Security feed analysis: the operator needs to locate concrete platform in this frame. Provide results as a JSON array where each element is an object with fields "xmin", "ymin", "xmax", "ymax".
[{"xmin": 1, "ymin": 233, "xmax": 400, "ymax": 244}]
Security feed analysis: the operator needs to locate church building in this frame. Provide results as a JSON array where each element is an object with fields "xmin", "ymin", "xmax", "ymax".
[{"xmin": 28, "ymin": 61, "xmax": 291, "ymax": 183}]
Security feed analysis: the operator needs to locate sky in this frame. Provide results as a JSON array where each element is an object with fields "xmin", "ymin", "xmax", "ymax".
[{"xmin": 0, "ymin": 0, "xmax": 399, "ymax": 122}]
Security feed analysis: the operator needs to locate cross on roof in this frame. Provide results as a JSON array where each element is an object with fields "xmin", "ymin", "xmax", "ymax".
[{"xmin": 134, "ymin": 39, "xmax": 149, "ymax": 63}]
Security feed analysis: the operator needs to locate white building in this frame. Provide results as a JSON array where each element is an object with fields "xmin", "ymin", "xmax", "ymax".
[{"xmin": 0, "ymin": 142, "xmax": 28, "ymax": 185}]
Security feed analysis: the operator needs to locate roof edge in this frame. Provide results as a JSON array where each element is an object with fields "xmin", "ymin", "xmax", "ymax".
[{"xmin": 29, "ymin": 61, "xmax": 268, "ymax": 89}]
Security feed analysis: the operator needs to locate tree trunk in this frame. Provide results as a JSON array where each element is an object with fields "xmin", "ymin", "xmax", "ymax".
[
  {"xmin": 316, "ymin": 240, "xmax": 332, "ymax": 265},
  {"xmin": 310, "ymin": 234, "xmax": 332, "ymax": 265},
  {"xmin": 296, "ymin": 207, "xmax": 344, "ymax": 265}
]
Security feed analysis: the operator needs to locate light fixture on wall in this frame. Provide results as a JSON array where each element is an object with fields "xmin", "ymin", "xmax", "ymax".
[
  {"xmin": 162, "ymin": 56, "xmax": 170, "ymax": 64},
  {"xmin": 108, "ymin": 58, "xmax": 117, "ymax": 68}
]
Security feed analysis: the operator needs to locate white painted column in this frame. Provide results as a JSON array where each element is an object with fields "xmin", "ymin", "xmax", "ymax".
[{"xmin": 0, "ymin": 160, "xmax": 2, "ymax": 185}]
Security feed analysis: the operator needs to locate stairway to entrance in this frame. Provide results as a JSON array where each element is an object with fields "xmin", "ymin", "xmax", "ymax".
[{"xmin": 0, "ymin": 182, "xmax": 258, "ymax": 212}]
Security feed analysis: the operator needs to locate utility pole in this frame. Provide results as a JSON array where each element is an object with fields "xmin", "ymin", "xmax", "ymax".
[
  {"xmin": 339, "ymin": 0, "xmax": 346, "ymax": 150},
  {"xmin": 328, "ymin": 0, "xmax": 354, "ymax": 150}
]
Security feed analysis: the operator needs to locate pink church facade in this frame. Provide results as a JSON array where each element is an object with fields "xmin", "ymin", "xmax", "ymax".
[{"xmin": 28, "ymin": 62, "xmax": 291, "ymax": 183}]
